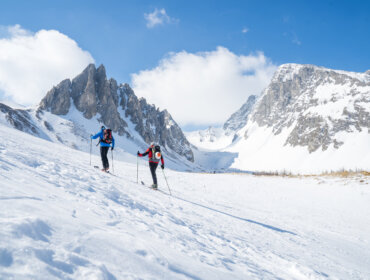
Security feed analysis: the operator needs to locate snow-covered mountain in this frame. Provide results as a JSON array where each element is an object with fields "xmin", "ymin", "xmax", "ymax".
[
  {"xmin": 187, "ymin": 63, "xmax": 369, "ymax": 173},
  {"xmin": 0, "ymin": 64, "xmax": 195, "ymax": 170},
  {"xmin": 227, "ymin": 64, "xmax": 370, "ymax": 173},
  {"xmin": 1, "ymin": 123, "xmax": 370, "ymax": 279}
]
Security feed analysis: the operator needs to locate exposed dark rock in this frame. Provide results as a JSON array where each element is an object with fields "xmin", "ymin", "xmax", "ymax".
[
  {"xmin": 0, "ymin": 103, "xmax": 41, "ymax": 136},
  {"xmin": 39, "ymin": 79, "xmax": 71, "ymax": 115},
  {"xmin": 43, "ymin": 121, "xmax": 54, "ymax": 132}
]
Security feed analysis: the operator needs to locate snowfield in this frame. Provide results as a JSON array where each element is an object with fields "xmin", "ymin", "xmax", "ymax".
[{"xmin": 0, "ymin": 124, "xmax": 369, "ymax": 279}]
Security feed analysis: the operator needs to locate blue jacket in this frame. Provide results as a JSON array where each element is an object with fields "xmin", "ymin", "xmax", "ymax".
[{"xmin": 91, "ymin": 129, "xmax": 115, "ymax": 148}]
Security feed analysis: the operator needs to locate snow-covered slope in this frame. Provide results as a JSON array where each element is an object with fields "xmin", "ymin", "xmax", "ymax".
[
  {"xmin": 227, "ymin": 64, "xmax": 370, "ymax": 174},
  {"xmin": 1, "ymin": 124, "xmax": 370, "ymax": 279}
]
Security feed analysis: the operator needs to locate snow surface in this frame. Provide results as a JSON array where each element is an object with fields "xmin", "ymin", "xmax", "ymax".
[
  {"xmin": 1, "ymin": 124, "xmax": 370, "ymax": 279},
  {"xmin": 228, "ymin": 121, "xmax": 370, "ymax": 174}
]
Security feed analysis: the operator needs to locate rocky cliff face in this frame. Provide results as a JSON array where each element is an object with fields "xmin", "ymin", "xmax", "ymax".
[
  {"xmin": 223, "ymin": 95, "xmax": 256, "ymax": 136},
  {"xmin": 39, "ymin": 64, "xmax": 128, "ymax": 135},
  {"xmin": 39, "ymin": 64, "xmax": 194, "ymax": 162},
  {"xmin": 0, "ymin": 103, "xmax": 42, "ymax": 136},
  {"xmin": 119, "ymin": 84, "xmax": 194, "ymax": 161},
  {"xmin": 247, "ymin": 64, "xmax": 370, "ymax": 152}
]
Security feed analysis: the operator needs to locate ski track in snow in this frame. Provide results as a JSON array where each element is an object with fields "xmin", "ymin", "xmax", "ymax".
[{"xmin": 0, "ymin": 125, "xmax": 370, "ymax": 279}]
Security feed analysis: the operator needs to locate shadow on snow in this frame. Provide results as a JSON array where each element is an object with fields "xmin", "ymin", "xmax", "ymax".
[{"xmin": 172, "ymin": 195, "xmax": 297, "ymax": 236}]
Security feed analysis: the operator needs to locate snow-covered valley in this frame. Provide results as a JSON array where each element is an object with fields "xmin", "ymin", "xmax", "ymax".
[
  {"xmin": 1, "ymin": 124, "xmax": 369, "ymax": 279},
  {"xmin": 0, "ymin": 123, "xmax": 370, "ymax": 279}
]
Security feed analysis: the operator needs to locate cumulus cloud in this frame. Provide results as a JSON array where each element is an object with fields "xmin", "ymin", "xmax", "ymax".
[
  {"xmin": 131, "ymin": 47, "xmax": 277, "ymax": 127},
  {"xmin": 0, "ymin": 25, "xmax": 94, "ymax": 105},
  {"xmin": 144, "ymin": 8, "xmax": 177, "ymax": 28}
]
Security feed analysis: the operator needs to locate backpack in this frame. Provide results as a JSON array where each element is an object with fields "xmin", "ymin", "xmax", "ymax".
[
  {"xmin": 102, "ymin": 129, "xmax": 112, "ymax": 144},
  {"xmin": 151, "ymin": 145, "xmax": 161, "ymax": 160}
]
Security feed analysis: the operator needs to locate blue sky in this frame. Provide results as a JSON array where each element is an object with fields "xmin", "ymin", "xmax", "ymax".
[
  {"xmin": 2, "ymin": 0, "xmax": 369, "ymax": 81},
  {"xmin": 0, "ymin": 0, "xmax": 369, "ymax": 129}
]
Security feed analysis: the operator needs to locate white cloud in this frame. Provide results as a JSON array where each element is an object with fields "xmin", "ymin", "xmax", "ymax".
[
  {"xmin": 131, "ymin": 47, "xmax": 277, "ymax": 127},
  {"xmin": 144, "ymin": 8, "xmax": 177, "ymax": 28},
  {"xmin": 242, "ymin": 28, "xmax": 249, "ymax": 33},
  {"xmin": 0, "ymin": 25, "xmax": 94, "ymax": 105}
]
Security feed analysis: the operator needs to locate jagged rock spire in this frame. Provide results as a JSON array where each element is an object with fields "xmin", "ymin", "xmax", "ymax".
[{"xmin": 39, "ymin": 64, "xmax": 194, "ymax": 162}]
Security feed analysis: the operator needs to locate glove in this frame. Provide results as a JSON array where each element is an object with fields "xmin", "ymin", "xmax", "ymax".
[
  {"xmin": 111, "ymin": 147, "xmax": 114, "ymax": 151},
  {"xmin": 161, "ymin": 164, "xmax": 164, "ymax": 169},
  {"xmin": 90, "ymin": 134, "xmax": 93, "ymax": 139},
  {"xmin": 137, "ymin": 151, "xmax": 140, "ymax": 156}
]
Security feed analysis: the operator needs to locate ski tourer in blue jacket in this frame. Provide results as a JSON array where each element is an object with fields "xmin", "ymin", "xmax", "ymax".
[
  {"xmin": 91, "ymin": 126, "xmax": 115, "ymax": 148},
  {"xmin": 91, "ymin": 126, "xmax": 115, "ymax": 172}
]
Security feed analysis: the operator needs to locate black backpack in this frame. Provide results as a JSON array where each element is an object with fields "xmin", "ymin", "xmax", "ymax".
[{"xmin": 102, "ymin": 129, "xmax": 112, "ymax": 144}]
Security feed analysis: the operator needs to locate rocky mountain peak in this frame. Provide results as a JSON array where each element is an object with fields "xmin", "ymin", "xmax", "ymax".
[
  {"xmin": 249, "ymin": 63, "xmax": 370, "ymax": 153},
  {"xmin": 38, "ymin": 64, "xmax": 194, "ymax": 162},
  {"xmin": 96, "ymin": 64, "xmax": 106, "ymax": 77}
]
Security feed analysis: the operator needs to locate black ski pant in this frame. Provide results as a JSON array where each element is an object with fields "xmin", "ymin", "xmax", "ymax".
[
  {"xmin": 100, "ymin": 146, "xmax": 109, "ymax": 169},
  {"xmin": 149, "ymin": 162, "xmax": 158, "ymax": 185}
]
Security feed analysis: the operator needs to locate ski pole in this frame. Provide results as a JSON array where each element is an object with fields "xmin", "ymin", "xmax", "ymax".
[
  {"xmin": 162, "ymin": 168, "xmax": 172, "ymax": 196},
  {"xmin": 111, "ymin": 148, "xmax": 114, "ymax": 174},
  {"xmin": 89, "ymin": 138, "xmax": 92, "ymax": 166},
  {"xmin": 136, "ymin": 155, "xmax": 139, "ymax": 183}
]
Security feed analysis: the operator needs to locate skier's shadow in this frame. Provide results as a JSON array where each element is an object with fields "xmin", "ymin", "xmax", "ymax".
[{"xmin": 172, "ymin": 195, "xmax": 297, "ymax": 236}]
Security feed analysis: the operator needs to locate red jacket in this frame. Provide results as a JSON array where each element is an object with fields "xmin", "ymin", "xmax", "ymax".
[{"xmin": 139, "ymin": 147, "xmax": 164, "ymax": 165}]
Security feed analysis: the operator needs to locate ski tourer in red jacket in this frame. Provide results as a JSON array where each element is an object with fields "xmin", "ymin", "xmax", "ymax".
[{"xmin": 137, "ymin": 143, "xmax": 164, "ymax": 189}]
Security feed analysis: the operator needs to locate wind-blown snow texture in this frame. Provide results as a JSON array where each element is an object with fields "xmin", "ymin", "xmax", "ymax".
[{"xmin": 1, "ymin": 124, "xmax": 369, "ymax": 279}]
